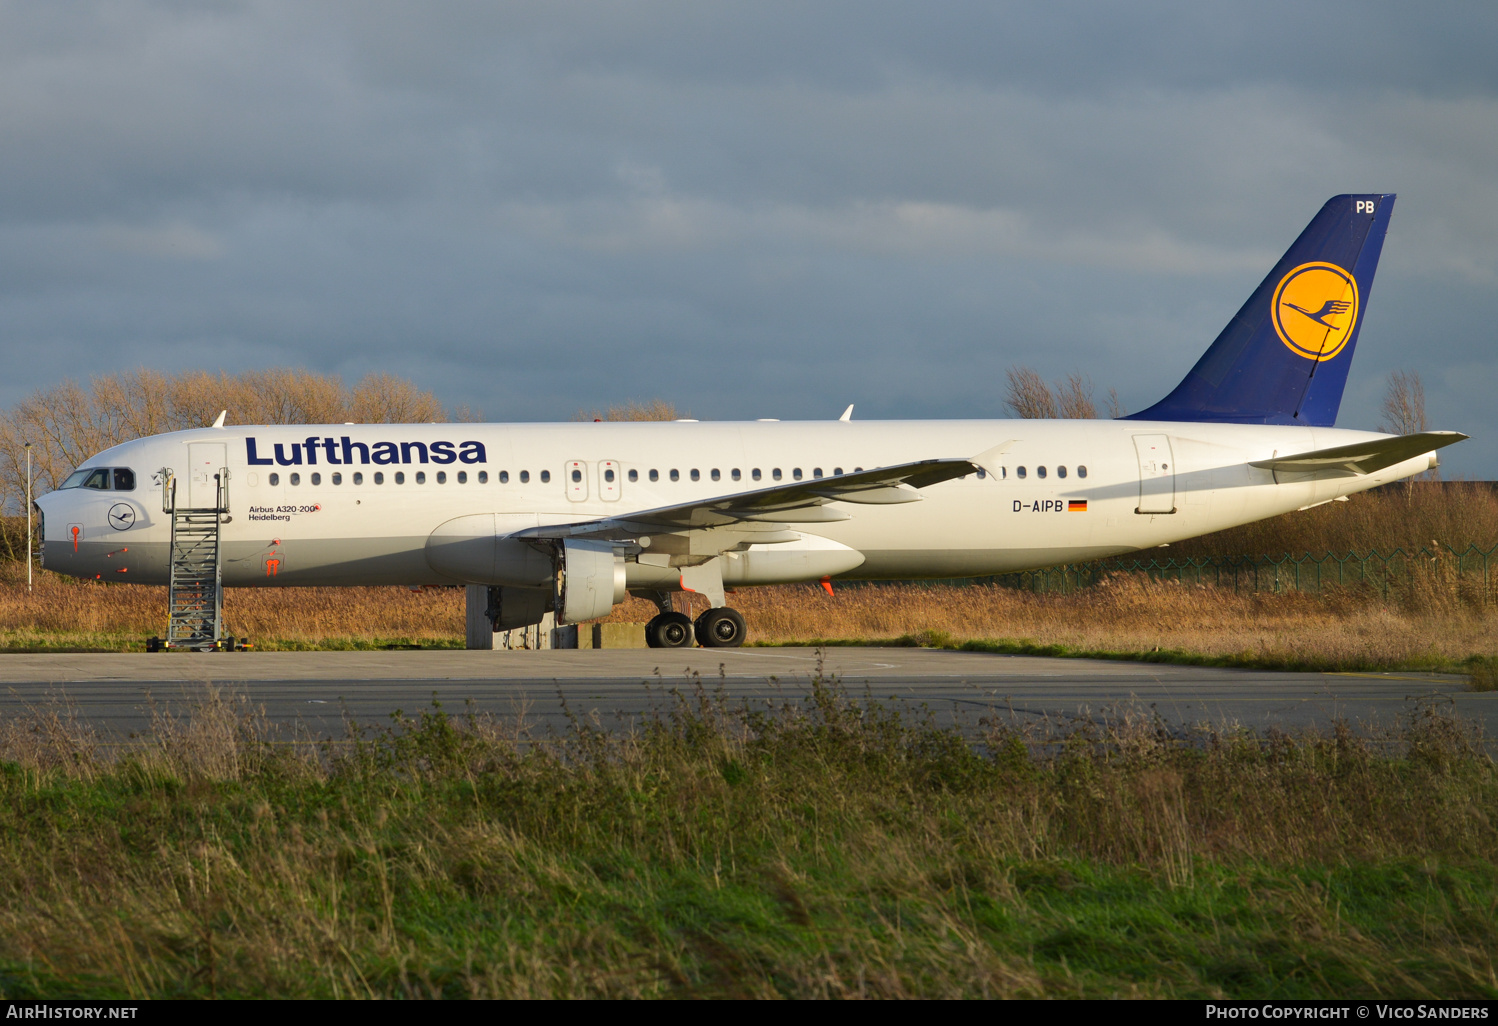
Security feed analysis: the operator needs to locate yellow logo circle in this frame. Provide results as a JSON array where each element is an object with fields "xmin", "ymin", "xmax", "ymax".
[{"xmin": 1271, "ymin": 262, "xmax": 1359, "ymax": 361}]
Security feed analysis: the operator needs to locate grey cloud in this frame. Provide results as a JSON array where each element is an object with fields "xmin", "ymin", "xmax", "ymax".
[{"xmin": 0, "ymin": 0, "xmax": 1495, "ymax": 478}]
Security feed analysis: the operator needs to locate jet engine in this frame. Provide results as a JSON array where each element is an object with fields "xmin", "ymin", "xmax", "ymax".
[{"xmin": 557, "ymin": 538, "xmax": 627, "ymax": 623}]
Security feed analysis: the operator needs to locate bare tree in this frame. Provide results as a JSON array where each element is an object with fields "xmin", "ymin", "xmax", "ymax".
[
  {"xmin": 1005, "ymin": 367, "xmax": 1111, "ymax": 419},
  {"xmin": 1106, "ymin": 387, "xmax": 1126, "ymax": 419},
  {"xmin": 1379, "ymin": 370, "xmax": 1427, "ymax": 437},
  {"xmin": 1055, "ymin": 372, "xmax": 1097, "ymax": 419},
  {"xmin": 349, "ymin": 373, "xmax": 446, "ymax": 424},
  {"xmin": 1004, "ymin": 367, "xmax": 1057, "ymax": 419},
  {"xmin": 574, "ymin": 399, "xmax": 682, "ymax": 422},
  {"xmin": 0, "ymin": 369, "xmax": 450, "ymax": 516}
]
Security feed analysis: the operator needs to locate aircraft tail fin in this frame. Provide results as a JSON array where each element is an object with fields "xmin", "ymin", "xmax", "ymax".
[{"xmin": 1127, "ymin": 194, "xmax": 1394, "ymax": 427}]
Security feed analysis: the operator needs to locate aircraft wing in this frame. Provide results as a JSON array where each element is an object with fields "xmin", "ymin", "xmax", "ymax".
[
  {"xmin": 1249, "ymin": 431, "xmax": 1468, "ymax": 476},
  {"xmin": 514, "ymin": 456, "xmax": 985, "ymax": 543}
]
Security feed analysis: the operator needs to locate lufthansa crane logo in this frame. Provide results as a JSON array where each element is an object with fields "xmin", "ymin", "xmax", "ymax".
[
  {"xmin": 107, "ymin": 503, "xmax": 136, "ymax": 531},
  {"xmin": 1271, "ymin": 261, "xmax": 1360, "ymax": 361}
]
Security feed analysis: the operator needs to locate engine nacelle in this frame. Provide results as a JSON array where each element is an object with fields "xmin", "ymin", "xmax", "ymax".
[
  {"xmin": 426, "ymin": 514, "xmax": 553, "ymax": 586},
  {"xmin": 559, "ymin": 539, "xmax": 626, "ymax": 623}
]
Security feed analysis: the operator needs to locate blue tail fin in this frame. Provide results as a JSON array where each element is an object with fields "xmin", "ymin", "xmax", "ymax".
[{"xmin": 1127, "ymin": 194, "xmax": 1394, "ymax": 426}]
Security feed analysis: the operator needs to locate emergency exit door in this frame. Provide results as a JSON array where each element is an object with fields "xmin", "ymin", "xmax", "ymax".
[{"xmin": 1133, "ymin": 434, "xmax": 1176, "ymax": 514}]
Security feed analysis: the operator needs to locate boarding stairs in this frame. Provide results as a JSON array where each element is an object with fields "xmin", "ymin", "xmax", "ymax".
[{"xmin": 156, "ymin": 468, "xmax": 231, "ymax": 651}]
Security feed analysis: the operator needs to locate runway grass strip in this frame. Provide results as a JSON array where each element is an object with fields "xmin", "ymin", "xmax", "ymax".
[{"xmin": 1, "ymin": 681, "xmax": 1496, "ymax": 998}]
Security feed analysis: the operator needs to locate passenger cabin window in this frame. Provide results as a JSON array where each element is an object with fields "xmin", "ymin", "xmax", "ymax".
[
  {"xmin": 711, "ymin": 469, "xmax": 721, "ymax": 481},
  {"xmin": 628, "ymin": 469, "xmax": 639, "ymax": 483},
  {"xmin": 332, "ymin": 472, "xmax": 342, "ymax": 485},
  {"xmin": 395, "ymin": 471, "xmax": 405, "ymax": 485},
  {"xmin": 813, "ymin": 468, "xmax": 823, "ymax": 479},
  {"xmin": 772, "ymin": 468, "xmax": 782, "ymax": 481},
  {"xmin": 310, "ymin": 472, "xmax": 322, "ymax": 485},
  {"xmin": 793, "ymin": 468, "xmax": 803, "ymax": 481},
  {"xmin": 976, "ymin": 468, "xmax": 986, "ymax": 480},
  {"xmin": 690, "ymin": 469, "xmax": 700, "ymax": 482},
  {"xmin": 456, "ymin": 471, "xmax": 466, "ymax": 484},
  {"xmin": 571, "ymin": 469, "xmax": 582, "ymax": 483},
  {"xmin": 1057, "ymin": 466, "xmax": 1067, "ymax": 479},
  {"xmin": 499, "ymin": 471, "xmax": 509, "ymax": 483},
  {"xmin": 752, "ymin": 469, "xmax": 762, "ymax": 481},
  {"xmin": 477, "ymin": 471, "xmax": 487, "ymax": 483},
  {"xmin": 732, "ymin": 469, "xmax": 742, "ymax": 481},
  {"xmin": 415, "ymin": 471, "xmax": 426, "ymax": 485},
  {"xmin": 1017, "ymin": 466, "xmax": 1027, "ymax": 479},
  {"xmin": 269, "ymin": 473, "xmax": 280, "ymax": 486},
  {"xmin": 290, "ymin": 473, "xmax": 301, "ymax": 486},
  {"xmin": 1078, "ymin": 466, "xmax": 1088, "ymax": 478},
  {"xmin": 670, "ymin": 469, "xmax": 680, "ymax": 482},
  {"xmin": 834, "ymin": 467, "xmax": 843, "ymax": 475},
  {"xmin": 437, "ymin": 471, "xmax": 447, "ymax": 484},
  {"xmin": 649, "ymin": 469, "xmax": 659, "ymax": 482},
  {"xmin": 374, "ymin": 472, "xmax": 384, "ymax": 485},
  {"xmin": 604, "ymin": 468, "xmax": 615, "ymax": 482},
  {"xmin": 519, "ymin": 471, "xmax": 529, "ymax": 483},
  {"xmin": 1037, "ymin": 466, "xmax": 1047, "ymax": 479},
  {"xmin": 353, "ymin": 472, "xmax": 364, "ymax": 485},
  {"xmin": 540, "ymin": 470, "xmax": 550, "ymax": 484}
]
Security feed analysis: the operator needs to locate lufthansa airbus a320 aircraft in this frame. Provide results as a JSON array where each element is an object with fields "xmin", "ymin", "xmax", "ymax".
[{"xmin": 36, "ymin": 195, "xmax": 1466, "ymax": 648}]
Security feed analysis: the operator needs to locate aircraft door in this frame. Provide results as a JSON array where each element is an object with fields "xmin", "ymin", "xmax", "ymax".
[
  {"xmin": 565, "ymin": 460, "xmax": 589, "ymax": 502},
  {"xmin": 186, "ymin": 443, "xmax": 227, "ymax": 509},
  {"xmin": 599, "ymin": 460, "xmax": 621, "ymax": 501},
  {"xmin": 1133, "ymin": 434, "xmax": 1176, "ymax": 514}
]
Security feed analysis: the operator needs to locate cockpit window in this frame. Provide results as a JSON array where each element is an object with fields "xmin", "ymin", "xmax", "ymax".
[{"xmin": 59, "ymin": 467, "xmax": 135, "ymax": 490}]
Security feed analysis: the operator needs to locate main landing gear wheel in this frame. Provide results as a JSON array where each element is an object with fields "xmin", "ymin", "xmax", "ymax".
[
  {"xmin": 645, "ymin": 611, "xmax": 694, "ymax": 648},
  {"xmin": 695, "ymin": 607, "xmax": 747, "ymax": 648}
]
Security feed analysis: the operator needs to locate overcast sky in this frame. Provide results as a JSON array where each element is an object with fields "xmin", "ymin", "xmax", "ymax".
[{"xmin": 3, "ymin": 1, "xmax": 1496, "ymax": 474}]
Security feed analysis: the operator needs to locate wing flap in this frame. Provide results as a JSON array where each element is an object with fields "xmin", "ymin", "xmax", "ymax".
[{"xmin": 1249, "ymin": 431, "xmax": 1468, "ymax": 476}]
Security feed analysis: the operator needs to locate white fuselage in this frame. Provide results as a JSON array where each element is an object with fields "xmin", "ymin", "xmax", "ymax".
[{"xmin": 36, "ymin": 418, "xmax": 1434, "ymax": 589}]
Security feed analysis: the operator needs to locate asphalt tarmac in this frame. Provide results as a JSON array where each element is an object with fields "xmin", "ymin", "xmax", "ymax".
[{"xmin": 0, "ymin": 647, "xmax": 1485, "ymax": 742}]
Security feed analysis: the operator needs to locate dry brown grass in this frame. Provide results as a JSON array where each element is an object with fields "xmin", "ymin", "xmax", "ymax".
[
  {"xmin": 0, "ymin": 562, "xmax": 463, "ymax": 649},
  {"xmin": 1, "ymin": 555, "xmax": 1494, "ymax": 671},
  {"xmin": 630, "ymin": 574, "xmax": 1498, "ymax": 670},
  {"xmin": 1172, "ymin": 480, "xmax": 1498, "ymax": 557}
]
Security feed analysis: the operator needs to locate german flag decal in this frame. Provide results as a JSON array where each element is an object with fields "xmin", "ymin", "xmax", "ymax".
[{"xmin": 1068, "ymin": 500, "xmax": 1088, "ymax": 512}]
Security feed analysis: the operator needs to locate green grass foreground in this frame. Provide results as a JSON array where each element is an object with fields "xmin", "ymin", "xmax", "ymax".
[{"xmin": 1, "ymin": 685, "xmax": 1497, "ymax": 998}]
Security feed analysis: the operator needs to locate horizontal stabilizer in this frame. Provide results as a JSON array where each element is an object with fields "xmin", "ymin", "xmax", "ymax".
[{"xmin": 1249, "ymin": 431, "xmax": 1468, "ymax": 476}]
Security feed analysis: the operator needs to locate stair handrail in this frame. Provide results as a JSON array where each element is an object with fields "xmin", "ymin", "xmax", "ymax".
[{"xmin": 159, "ymin": 468, "xmax": 175, "ymax": 515}]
